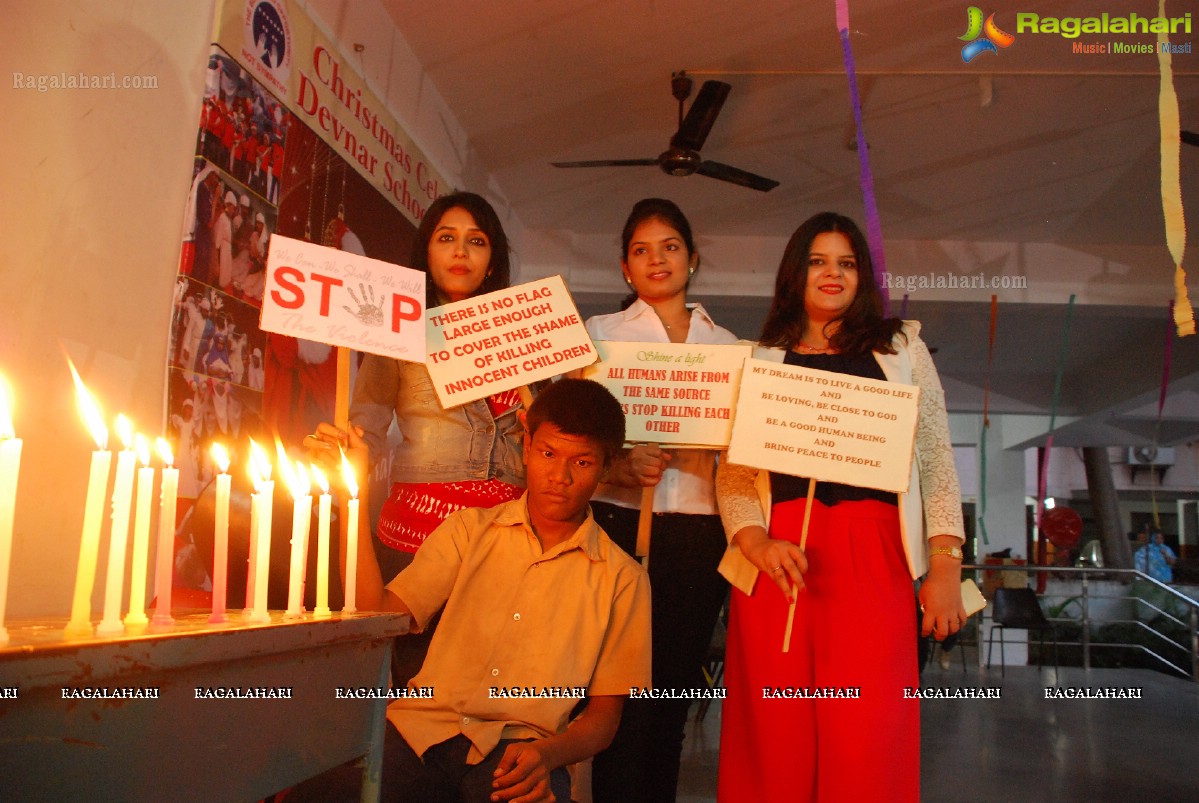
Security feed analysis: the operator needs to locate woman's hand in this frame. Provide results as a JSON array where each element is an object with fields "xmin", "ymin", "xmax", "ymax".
[
  {"xmin": 607, "ymin": 444, "xmax": 672, "ymax": 488},
  {"xmin": 304, "ymin": 422, "xmax": 367, "ymax": 493},
  {"xmin": 735, "ymin": 526, "xmax": 807, "ymax": 600},
  {"xmin": 919, "ymin": 546, "xmax": 967, "ymax": 640}
]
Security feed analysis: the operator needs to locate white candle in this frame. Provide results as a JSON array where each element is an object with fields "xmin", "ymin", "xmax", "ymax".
[
  {"xmin": 0, "ymin": 375, "xmax": 21, "ymax": 646},
  {"xmin": 209, "ymin": 443, "xmax": 231, "ymax": 624},
  {"xmin": 124, "ymin": 436, "xmax": 153, "ymax": 627},
  {"xmin": 283, "ymin": 456, "xmax": 311, "ymax": 620},
  {"xmin": 151, "ymin": 438, "xmax": 177, "ymax": 627},
  {"xmin": 97, "ymin": 415, "xmax": 136, "ymax": 635},
  {"xmin": 312, "ymin": 465, "xmax": 331, "ymax": 618},
  {"xmin": 341, "ymin": 452, "xmax": 359, "ymax": 615},
  {"xmin": 248, "ymin": 439, "xmax": 273, "ymax": 623},
  {"xmin": 66, "ymin": 362, "xmax": 111, "ymax": 638}
]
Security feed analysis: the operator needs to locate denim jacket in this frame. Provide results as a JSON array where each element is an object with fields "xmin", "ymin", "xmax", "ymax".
[{"xmin": 350, "ymin": 354, "xmax": 527, "ymax": 486}]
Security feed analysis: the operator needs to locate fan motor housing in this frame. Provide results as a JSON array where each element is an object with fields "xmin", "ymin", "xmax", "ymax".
[{"xmin": 658, "ymin": 148, "xmax": 701, "ymax": 176}]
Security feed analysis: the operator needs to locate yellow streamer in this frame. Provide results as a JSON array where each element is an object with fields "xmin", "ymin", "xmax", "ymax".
[{"xmin": 1158, "ymin": 0, "xmax": 1195, "ymax": 336}]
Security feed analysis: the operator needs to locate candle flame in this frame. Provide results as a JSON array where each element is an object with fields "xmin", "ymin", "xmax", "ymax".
[
  {"xmin": 293, "ymin": 462, "xmax": 310, "ymax": 498},
  {"xmin": 250, "ymin": 436, "xmax": 274, "ymax": 486},
  {"xmin": 115, "ymin": 414, "xmax": 134, "ymax": 451},
  {"xmin": 68, "ymin": 359, "xmax": 108, "ymax": 450},
  {"xmin": 310, "ymin": 464, "xmax": 329, "ymax": 495},
  {"xmin": 156, "ymin": 437, "xmax": 175, "ymax": 468},
  {"xmin": 135, "ymin": 434, "xmax": 151, "ymax": 467},
  {"xmin": 0, "ymin": 374, "xmax": 14, "ymax": 439},
  {"xmin": 211, "ymin": 442, "xmax": 230, "ymax": 474},
  {"xmin": 340, "ymin": 449, "xmax": 358, "ymax": 499},
  {"xmin": 275, "ymin": 439, "xmax": 310, "ymax": 499}
]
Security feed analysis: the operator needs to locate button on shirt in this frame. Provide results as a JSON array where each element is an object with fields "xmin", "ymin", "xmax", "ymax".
[
  {"xmin": 585, "ymin": 299, "xmax": 739, "ymax": 515},
  {"xmin": 386, "ymin": 495, "xmax": 652, "ymax": 763}
]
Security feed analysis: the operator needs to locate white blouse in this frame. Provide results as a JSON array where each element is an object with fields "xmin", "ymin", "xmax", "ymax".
[{"xmin": 585, "ymin": 298, "xmax": 739, "ymax": 515}]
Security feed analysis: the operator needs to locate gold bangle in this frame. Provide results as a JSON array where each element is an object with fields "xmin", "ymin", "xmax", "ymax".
[{"xmin": 929, "ymin": 546, "xmax": 963, "ymax": 560}]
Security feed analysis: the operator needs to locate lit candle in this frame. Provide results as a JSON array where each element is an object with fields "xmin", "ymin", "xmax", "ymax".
[
  {"xmin": 341, "ymin": 451, "xmax": 359, "ymax": 615},
  {"xmin": 244, "ymin": 446, "xmax": 261, "ymax": 616},
  {"xmin": 248, "ymin": 439, "xmax": 273, "ymax": 623},
  {"xmin": 311, "ymin": 465, "xmax": 331, "ymax": 618},
  {"xmin": 279, "ymin": 445, "xmax": 311, "ymax": 619},
  {"xmin": 66, "ymin": 361, "xmax": 112, "ymax": 638},
  {"xmin": 209, "ymin": 443, "xmax": 231, "ymax": 623},
  {"xmin": 151, "ymin": 438, "xmax": 177, "ymax": 627},
  {"xmin": 0, "ymin": 375, "xmax": 22, "ymax": 646},
  {"xmin": 97, "ymin": 415, "xmax": 135, "ymax": 635},
  {"xmin": 124, "ymin": 435, "xmax": 153, "ymax": 627}
]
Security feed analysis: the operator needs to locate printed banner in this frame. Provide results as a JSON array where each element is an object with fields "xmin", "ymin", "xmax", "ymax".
[
  {"xmin": 424, "ymin": 276, "xmax": 596, "ymax": 407},
  {"xmin": 260, "ymin": 234, "xmax": 425, "ymax": 360},
  {"xmin": 727, "ymin": 358, "xmax": 919, "ymax": 493},
  {"xmin": 581, "ymin": 342, "xmax": 752, "ymax": 447}
]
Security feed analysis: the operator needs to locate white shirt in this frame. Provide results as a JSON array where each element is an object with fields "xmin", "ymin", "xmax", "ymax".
[{"xmin": 585, "ymin": 298, "xmax": 738, "ymax": 515}]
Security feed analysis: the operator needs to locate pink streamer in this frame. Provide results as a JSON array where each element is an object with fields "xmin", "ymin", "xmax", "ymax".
[{"xmin": 836, "ymin": 5, "xmax": 891, "ymax": 314}]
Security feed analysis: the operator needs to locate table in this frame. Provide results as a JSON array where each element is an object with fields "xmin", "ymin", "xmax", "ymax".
[{"xmin": 0, "ymin": 610, "xmax": 409, "ymax": 802}]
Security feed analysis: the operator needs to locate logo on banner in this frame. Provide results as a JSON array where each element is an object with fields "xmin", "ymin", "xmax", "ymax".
[
  {"xmin": 244, "ymin": 0, "xmax": 292, "ymax": 93},
  {"xmin": 959, "ymin": 7, "xmax": 1016, "ymax": 62}
]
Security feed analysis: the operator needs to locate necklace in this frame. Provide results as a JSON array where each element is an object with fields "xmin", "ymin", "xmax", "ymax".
[
  {"xmin": 660, "ymin": 315, "xmax": 690, "ymax": 330},
  {"xmin": 797, "ymin": 342, "xmax": 834, "ymax": 354}
]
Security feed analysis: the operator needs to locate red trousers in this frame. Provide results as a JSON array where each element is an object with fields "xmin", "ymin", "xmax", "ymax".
[{"xmin": 718, "ymin": 499, "xmax": 919, "ymax": 803}]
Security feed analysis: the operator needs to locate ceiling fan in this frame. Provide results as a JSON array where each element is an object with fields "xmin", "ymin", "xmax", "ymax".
[{"xmin": 551, "ymin": 72, "xmax": 780, "ymax": 192}]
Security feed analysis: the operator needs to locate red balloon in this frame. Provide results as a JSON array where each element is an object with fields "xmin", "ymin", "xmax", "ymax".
[{"xmin": 1042, "ymin": 507, "xmax": 1083, "ymax": 548}]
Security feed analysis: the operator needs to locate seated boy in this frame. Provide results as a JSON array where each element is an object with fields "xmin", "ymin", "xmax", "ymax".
[{"xmin": 292, "ymin": 378, "xmax": 651, "ymax": 803}]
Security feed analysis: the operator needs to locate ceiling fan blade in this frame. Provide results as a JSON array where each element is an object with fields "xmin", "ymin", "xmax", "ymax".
[
  {"xmin": 671, "ymin": 80, "xmax": 731, "ymax": 152},
  {"xmin": 551, "ymin": 158, "xmax": 659, "ymax": 168},
  {"xmin": 695, "ymin": 160, "xmax": 779, "ymax": 192},
  {"xmin": 1182, "ymin": 130, "xmax": 1199, "ymax": 147}
]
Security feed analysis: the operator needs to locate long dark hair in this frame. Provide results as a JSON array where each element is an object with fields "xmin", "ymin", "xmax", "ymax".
[
  {"xmin": 759, "ymin": 212, "xmax": 903, "ymax": 356},
  {"xmin": 412, "ymin": 191, "xmax": 511, "ymax": 307},
  {"xmin": 617, "ymin": 198, "xmax": 698, "ymax": 309}
]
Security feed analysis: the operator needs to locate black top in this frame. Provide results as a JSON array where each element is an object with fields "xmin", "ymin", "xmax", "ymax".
[{"xmin": 769, "ymin": 350, "xmax": 899, "ymax": 508}]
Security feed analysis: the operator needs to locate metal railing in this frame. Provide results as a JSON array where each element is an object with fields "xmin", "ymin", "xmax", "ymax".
[{"xmin": 963, "ymin": 563, "xmax": 1199, "ymax": 682}]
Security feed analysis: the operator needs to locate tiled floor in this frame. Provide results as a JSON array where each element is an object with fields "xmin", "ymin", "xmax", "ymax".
[{"xmin": 675, "ymin": 650, "xmax": 1199, "ymax": 802}]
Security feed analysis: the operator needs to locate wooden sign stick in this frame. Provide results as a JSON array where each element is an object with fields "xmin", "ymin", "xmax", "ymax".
[
  {"xmin": 517, "ymin": 386, "xmax": 534, "ymax": 410},
  {"xmin": 334, "ymin": 347, "xmax": 351, "ymax": 432},
  {"xmin": 636, "ymin": 485, "xmax": 653, "ymax": 561},
  {"xmin": 782, "ymin": 479, "xmax": 817, "ymax": 653}
]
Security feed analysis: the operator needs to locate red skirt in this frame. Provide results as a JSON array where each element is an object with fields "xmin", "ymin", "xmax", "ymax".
[{"xmin": 717, "ymin": 498, "xmax": 919, "ymax": 803}]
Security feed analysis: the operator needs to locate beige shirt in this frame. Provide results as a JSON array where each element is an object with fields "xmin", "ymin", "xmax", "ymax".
[{"xmin": 386, "ymin": 496, "xmax": 652, "ymax": 763}]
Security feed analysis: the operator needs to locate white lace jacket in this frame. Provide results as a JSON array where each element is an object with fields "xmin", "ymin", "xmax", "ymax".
[{"xmin": 716, "ymin": 320, "xmax": 965, "ymax": 594}]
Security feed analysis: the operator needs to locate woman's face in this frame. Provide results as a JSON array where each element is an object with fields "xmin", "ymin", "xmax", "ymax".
[
  {"xmin": 803, "ymin": 231, "xmax": 860, "ymax": 323},
  {"xmin": 426, "ymin": 206, "xmax": 492, "ymax": 303},
  {"xmin": 621, "ymin": 217, "xmax": 696, "ymax": 303}
]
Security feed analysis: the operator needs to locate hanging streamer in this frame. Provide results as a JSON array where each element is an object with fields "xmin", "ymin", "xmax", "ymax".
[
  {"xmin": 835, "ymin": 0, "xmax": 891, "ymax": 314},
  {"xmin": 977, "ymin": 295, "xmax": 998, "ymax": 546},
  {"xmin": 898, "ymin": 293, "xmax": 909, "ymax": 319},
  {"xmin": 1036, "ymin": 295, "xmax": 1075, "ymax": 591},
  {"xmin": 1157, "ymin": 0, "xmax": 1195, "ymax": 337}
]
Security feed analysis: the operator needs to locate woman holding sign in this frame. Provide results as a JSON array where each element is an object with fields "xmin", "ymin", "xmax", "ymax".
[
  {"xmin": 586, "ymin": 198, "xmax": 738, "ymax": 803},
  {"xmin": 313, "ymin": 192, "xmax": 527, "ymax": 678},
  {"xmin": 715, "ymin": 212, "xmax": 965, "ymax": 803}
]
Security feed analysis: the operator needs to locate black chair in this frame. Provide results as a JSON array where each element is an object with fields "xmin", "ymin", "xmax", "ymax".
[{"xmin": 986, "ymin": 587, "xmax": 1059, "ymax": 675}]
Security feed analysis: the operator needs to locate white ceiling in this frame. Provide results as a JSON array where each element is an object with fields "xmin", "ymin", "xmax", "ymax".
[{"xmin": 376, "ymin": 0, "xmax": 1199, "ymax": 447}]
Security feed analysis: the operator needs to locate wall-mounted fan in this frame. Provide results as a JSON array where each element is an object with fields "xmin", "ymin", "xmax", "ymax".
[{"xmin": 551, "ymin": 72, "xmax": 779, "ymax": 192}]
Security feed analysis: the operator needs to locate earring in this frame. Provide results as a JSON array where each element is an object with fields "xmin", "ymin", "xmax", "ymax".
[
  {"xmin": 688, "ymin": 266, "xmax": 696, "ymax": 277},
  {"xmin": 624, "ymin": 274, "xmax": 635, "ymax": 288}
]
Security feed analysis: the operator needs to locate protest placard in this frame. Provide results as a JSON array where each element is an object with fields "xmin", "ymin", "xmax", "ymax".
[
  {"xmin": 260, "ymin": 234, "xmax": 426, "ymax": 361},
  {"xmin": 424, "ymin": 276, "xmax": 595, "ymax": 407},
  {"xmin": 582, "ymin": 341, "xmax": 752, "ymax": 447},
  {"xmin": 727, "ymin": 358, "xmax": 920, "ymax": 493}
]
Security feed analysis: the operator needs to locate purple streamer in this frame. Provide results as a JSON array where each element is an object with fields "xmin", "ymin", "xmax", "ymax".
[{"xmin": 838, "ymin": 26, "xmax": 891, "ymax": 315}]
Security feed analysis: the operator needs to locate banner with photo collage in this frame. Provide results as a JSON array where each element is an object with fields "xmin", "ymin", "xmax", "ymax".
[{"xmin": 165, "ymin": 0, "xmax": 448, "ymax": 603}]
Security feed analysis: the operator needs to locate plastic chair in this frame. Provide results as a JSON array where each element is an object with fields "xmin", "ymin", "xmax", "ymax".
[{"xmin": 986, "ymin": 587, "xmax": 1059, "ymax": 675}]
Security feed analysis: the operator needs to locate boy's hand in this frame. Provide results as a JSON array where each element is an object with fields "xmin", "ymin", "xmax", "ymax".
[{"xmin": 490, "ymin": 741, "xmax": 554, "ymax": 802}]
